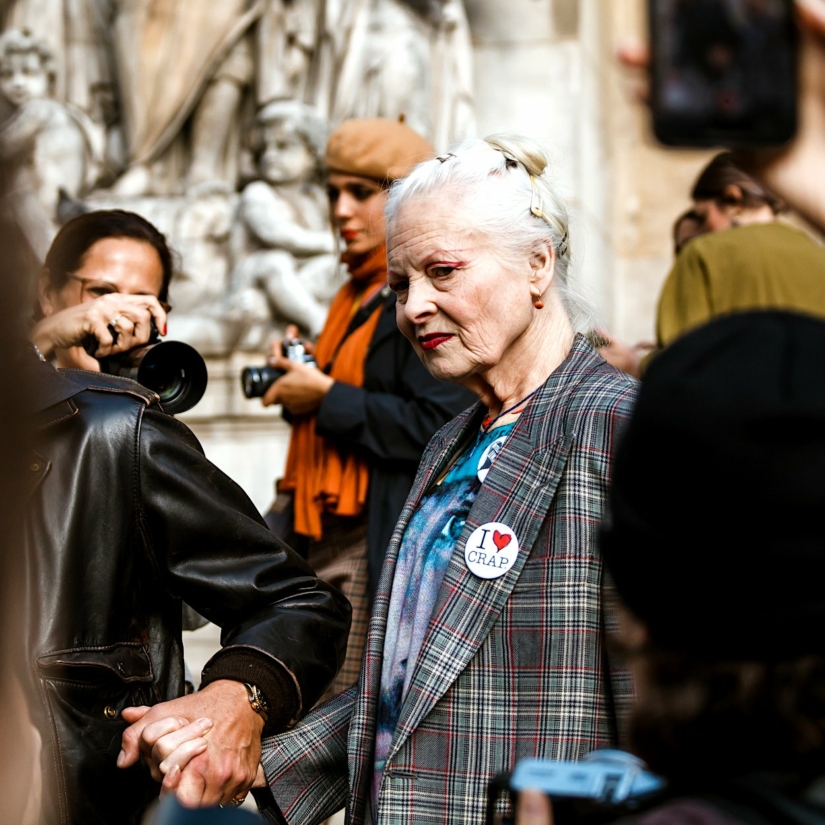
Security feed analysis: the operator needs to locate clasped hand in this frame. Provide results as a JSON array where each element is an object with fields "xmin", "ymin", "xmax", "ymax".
[{"xmin": 117, "ymin": 680, "xmax": 264, "ymax": 808}]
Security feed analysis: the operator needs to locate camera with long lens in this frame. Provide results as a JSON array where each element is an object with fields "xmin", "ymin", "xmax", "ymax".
[
  {"xmin": 241, "ymin": 338, "xmax": 317, "ymax": 399},
  {"xmin": 485, "ymin": 750, "xmax": 665, "ymax": 825},
  {"xmin": 83, "ymin": 320, "xmax": 208, "ymax": 415}
]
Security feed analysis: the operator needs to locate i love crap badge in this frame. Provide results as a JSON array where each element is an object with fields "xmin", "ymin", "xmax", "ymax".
[{"xmin": 464, "ymin": 522, "xmax": 520, "ymax": 579}]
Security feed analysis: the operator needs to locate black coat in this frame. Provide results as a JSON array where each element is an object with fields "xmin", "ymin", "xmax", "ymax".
[
  {"xmin": 314, "ymin": 294, "xmax": 475, "ymax": 596},
  {"xmin": 24, "ymin": 360, "xmax": 351, "ymax": 825}
]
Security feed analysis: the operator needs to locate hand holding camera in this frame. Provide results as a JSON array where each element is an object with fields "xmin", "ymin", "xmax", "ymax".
[
  {"xmin": 242, "ymin": 325, "xmax": 333, "ymax": 415},
  {"xmin": 32, "ymin": 292, "xmax": 168, "ymax": 370},
  {"xmin": 263, "ymin": 332, "xmax": 332, "ymax": 415}
]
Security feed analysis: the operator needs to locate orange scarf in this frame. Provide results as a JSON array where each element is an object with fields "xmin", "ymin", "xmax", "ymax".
[{"xmin": 280, "ymin": 245, "xmax": 388, "ymax": 540}]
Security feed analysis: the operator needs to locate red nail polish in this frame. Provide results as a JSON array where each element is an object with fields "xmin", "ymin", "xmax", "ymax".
[{"xmin": 162, "ymin": 324, "xmax": 168, "ymax": 336}]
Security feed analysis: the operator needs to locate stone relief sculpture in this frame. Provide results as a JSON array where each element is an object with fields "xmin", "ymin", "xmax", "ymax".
[
  {"xmin": 0, "ymin": 28, "xmax": 93, "ymax": 259},
  {"xmin": 0, "ymin": 0, "xmax": 474, "ymax": 357},
  {"xmin": 228, "ymin": 100, "xmax": 340, "ymax": 348},
  {"xmin": 324, "ymin": 0, "xmax": 475, "ymax": 147},
  {"xmin": 108, "ymin": 0, "xmax": 264, "ymax": 195},
  {"xmin": 3, "ymin": 0, "xmax": 114, "ymax": 115}
]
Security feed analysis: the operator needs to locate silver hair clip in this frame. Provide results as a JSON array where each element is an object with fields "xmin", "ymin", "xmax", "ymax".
[
  {"xmin": 529, "ymin": 175, "xmax": 543, "ymax": 219},
  {"xmin": 436, "ymin": 153, "xmax": 456, "ymax": 163}
]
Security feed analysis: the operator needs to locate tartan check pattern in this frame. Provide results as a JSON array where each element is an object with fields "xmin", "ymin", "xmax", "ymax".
[{"xmin": 261, "ymin": 336, "xmax": 638, "ymax": 825}]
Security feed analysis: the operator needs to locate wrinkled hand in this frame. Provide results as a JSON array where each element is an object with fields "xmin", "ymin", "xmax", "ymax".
[
  {"xmin": 32, "ymin": 293, "xmax": 167, "ymax": 370},
  {"xmin": 118, "ymin": 680, "xmax": 263, "ymax": 808}
]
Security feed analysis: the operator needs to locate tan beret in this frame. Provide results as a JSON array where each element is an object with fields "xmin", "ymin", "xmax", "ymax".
[{"xmin": 325, "ymin": 118, "xmax": 435, "ymax": 182}]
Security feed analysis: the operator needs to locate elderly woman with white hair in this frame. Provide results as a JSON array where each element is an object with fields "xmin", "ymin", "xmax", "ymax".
[{"xmin": 152, "ymin": 135, "xmax": 639, "ymax": 824}]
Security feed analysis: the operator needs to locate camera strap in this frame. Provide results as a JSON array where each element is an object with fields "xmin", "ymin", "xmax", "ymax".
[{"xmin": 322, "ymin": 285, "xmax": 392, "ymax": 375}]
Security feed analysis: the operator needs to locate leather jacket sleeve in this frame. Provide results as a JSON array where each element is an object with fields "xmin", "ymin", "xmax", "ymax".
[{"xmin": 136, "ymin": 404, "xmax": 352, "ymax": 725}]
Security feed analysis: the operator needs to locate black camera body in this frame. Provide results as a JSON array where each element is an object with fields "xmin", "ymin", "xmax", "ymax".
[
  {"xmin": 241, "ymin": 338, "xmax": 317, "ymax": 399},
  {"xmin": 84, "ymin": 321, "xmax": 208, "ymax": 415},
  {"xmin": 486, "ymin": 750, "xmax": 665, "ymax": 825}
]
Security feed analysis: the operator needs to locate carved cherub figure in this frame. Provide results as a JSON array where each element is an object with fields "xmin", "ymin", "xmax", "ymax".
[
  {"xmin": 229, "ymin": 100, "xmax": 341, "ymax": 343},
  {"xmin": 0, "ymin": 29, "xmax": 90, "ymax": 258}
]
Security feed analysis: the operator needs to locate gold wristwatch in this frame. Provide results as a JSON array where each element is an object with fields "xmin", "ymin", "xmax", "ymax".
[{"xmin": 244, "ymin": 683, "xmax": 269, "ymax": 723}]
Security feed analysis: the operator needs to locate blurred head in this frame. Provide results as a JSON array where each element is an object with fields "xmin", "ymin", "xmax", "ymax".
[
  {"xmin": 601, "ymin": 311, "xmax": 825, "ymax": 779},
  {"xmin": 324, "ymin": 117, "xmax": 433, "ymax": 257},
  {"xmin": 251, "ymin": 100, "xmax": 327, "ymax": 186},
  {"xmin": 0, "ymin": 29, "xmax": 54, "ymax": 106},
  {"xmin": 38, "ymin": 210, "xmax": 173, "ymax": 318},
  {"xmin": 691, "ymin": 152, "xmax": 784, "ymax": 232},
  {"xmin": 384, "ymin": 134, "xmax": 590, "ymax": 386}
]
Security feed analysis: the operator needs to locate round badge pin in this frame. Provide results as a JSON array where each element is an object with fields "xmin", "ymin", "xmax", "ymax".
[{"xmin": 464, "ymin": 521, "xmax": 520, "ymax": 579}]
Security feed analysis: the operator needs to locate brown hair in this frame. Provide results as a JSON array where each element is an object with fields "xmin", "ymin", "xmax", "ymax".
[
  {"xmin": 691, "ymin": 152, "xmax": 785, "ymax": 214},
  {"xmin": 626, "ymin": 649, "xmax": 825, "ymax": 779},
  {"xmin": 43, "ymin": 209, "xmax": 174, "ymax": 304}
]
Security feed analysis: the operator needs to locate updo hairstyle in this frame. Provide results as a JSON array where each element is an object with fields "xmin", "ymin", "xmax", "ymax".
[{"xmin": 385, "ymin": 134, "xmax": 591, "ymax": 331}]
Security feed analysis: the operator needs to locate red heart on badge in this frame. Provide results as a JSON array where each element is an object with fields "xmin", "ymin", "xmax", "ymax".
[{"xmin": 492, "ymin": 530, "xmax": 511, "ymax": 552}]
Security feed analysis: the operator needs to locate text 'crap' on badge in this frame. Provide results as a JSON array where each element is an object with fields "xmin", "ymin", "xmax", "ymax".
[{"xmin": 465, "ymin": 522, "xmax": 520, "ymax": 579}]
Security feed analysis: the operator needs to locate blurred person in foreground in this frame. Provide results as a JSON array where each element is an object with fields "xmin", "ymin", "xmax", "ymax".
[
  {"xmin": 0, "ymin": 179, "xmax": 41, "ymax": 825},
  {"xmin": 153, "ymin": 134, "xmax": 638, "ymax": 824},
  {"xmin": 24, "ymin": 210, "xmax": 351, "ymax": 824},
  {"xmin": 514, "ymin": 310, "xmax": 825, "ymax": 825},
  {"xmin": 259, "ymin": 117, "xmax": 473, "ymax": 700}
]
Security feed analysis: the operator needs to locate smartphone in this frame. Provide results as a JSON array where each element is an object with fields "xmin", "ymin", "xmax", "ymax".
[{"xmin": 649, "ymin": 0, "xmax": 797, "ymax": 148}]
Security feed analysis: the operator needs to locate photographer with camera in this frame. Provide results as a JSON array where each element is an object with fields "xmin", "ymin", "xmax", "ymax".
[
  {"xmin": 31, "ymin": 209, "xmax": 171, "ymax": 370},
  {"xmin": 31, "ymin": 209, "xmax": 207, "ymax": 414},
  {"xmin": 507, "ymin": 311, "xmax": 825, "ymax": 825},
  {"xmin": 23, "ymin": 209, "xmax": 352, "ymax": 824}
]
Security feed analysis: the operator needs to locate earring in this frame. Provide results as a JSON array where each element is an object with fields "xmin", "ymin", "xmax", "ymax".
[
  {"xmin": 534, "ymin": 298, "xmax": 544, "ymax": 309},
  {"xmin": 530, "ymin": 287, "xmax": 544, "ymax": 309}
]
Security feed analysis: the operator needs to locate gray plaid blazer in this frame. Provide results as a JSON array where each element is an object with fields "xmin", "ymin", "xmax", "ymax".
[{"xmin": 260, "ymin": 336, "xmax": 638, "ymax": 825}]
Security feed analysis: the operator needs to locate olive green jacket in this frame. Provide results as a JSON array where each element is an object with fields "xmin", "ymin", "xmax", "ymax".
[{"xmin": 657, "ymin": 222, "xmax": 825, "ymax": 348}]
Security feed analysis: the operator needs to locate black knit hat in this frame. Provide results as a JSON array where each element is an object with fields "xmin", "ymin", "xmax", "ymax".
[{"xmin": 601, "ymin": 310, "xmax": 825, "ymax": 660}]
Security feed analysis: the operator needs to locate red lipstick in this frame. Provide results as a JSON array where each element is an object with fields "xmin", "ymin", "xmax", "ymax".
[{"xmin": 419, "ymin": 333, "xmax": 453, "ymax": 351}]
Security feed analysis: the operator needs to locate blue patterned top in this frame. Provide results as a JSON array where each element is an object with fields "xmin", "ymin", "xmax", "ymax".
[{"xmin": 373, "ymin": 417, "xmax": 518, "ymax": 804}]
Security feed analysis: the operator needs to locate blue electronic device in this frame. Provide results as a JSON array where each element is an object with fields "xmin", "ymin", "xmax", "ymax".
[{"xmin": 485, "ymin": 749, "xmax": 666, "ymax": 825}]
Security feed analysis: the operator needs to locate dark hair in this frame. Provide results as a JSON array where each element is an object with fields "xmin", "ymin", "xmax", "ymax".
[
  {"xmin": 672, "ymin": 209, "xmax": 705, "ymax": 254},
  {"xmin": 42, "ymin": 210, "xmax": 174, "ymax": 303},
  {"xmin": 691, "ymin": 152, "xmax": 784, "ymax": 213},
  {"xmin": 626, "ymin": 648, "xmax": 825, "ymax": 780}
]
